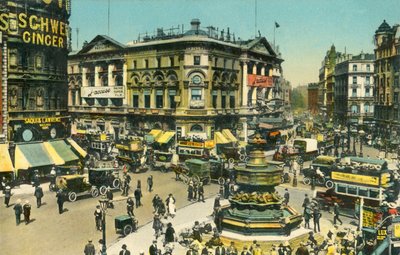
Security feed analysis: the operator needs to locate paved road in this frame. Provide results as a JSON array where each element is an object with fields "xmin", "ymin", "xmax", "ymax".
[{"xmin": 0, "ymin": 170, "xmax": 219, "ymax": 255}]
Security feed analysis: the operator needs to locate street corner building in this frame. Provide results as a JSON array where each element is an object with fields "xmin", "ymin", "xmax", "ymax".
[
  {"xmin": 68, "ymin": 18, "xmax": 285, "ymax": 148},
  {"xmin": 0, "ymin": 0, "xmax": 83, "ymax": 181}
]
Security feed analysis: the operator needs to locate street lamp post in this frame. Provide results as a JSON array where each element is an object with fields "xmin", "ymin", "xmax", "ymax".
[
  {"xmin": 352, "ymin": 128, "xmax": 358, "ymax": 156},
  {"xmin": 341, "ymin": 130, "xmax": 346, "ymax": 157},
  {"xmin": 99, "ymin": 196, "xmax": 109, "ymax": 255},
  {"xmin": 358, "ymin": 130, "xmax": 365, "ymax": 157}
]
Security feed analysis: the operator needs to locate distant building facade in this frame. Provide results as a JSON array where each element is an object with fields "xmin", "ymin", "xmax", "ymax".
[
  {"xmin": 307, "ymin": 83, "xmax": 319, "ymax": 115},
  {"xmin": 374, "ymin": 20, "xmax": 400, "ymax": 135},
  {"xmin": 334, "ymin": 53, "xmax": 375, "ymax": 126},
  {"xmin": 68, "ymin": 19, "xmax": 283, "ymax": 143}
]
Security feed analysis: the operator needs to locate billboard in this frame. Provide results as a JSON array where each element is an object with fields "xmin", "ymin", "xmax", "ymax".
[
  {"xmin": 81, "ymin": 86, "xmax": 125, "ymax": 98},
  {"xmin": 0, "ymin": 0, "xmax": 70, "ymax": 49},
  {"xmin": 248, "ymin": 74, "xmax": 273, "ymax": 87}
]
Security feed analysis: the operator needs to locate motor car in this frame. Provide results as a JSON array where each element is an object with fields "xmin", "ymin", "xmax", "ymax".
[
  {"xmin": 88, "ymin": 167, "xmax": 122, "ymax": 195},
  {"xmin": 56, "ymin": 174, "xmax": 99, "ymax": 202}
]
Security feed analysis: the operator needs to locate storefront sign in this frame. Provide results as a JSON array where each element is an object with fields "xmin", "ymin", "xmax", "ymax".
[
  {"xmin": 362, "ymin": 206, "xmax": 382, "ymax": 228},
  {"xmin": 179, "ymin": 140, "xmax": 204, "ymax": 148},
  {"xmin": 24, "ymin": 117, "xmax": 61, "ymax": 124},
  {"xmin": 332, "ymin": 172, "xmax": 380, "ymax": 186},
  {"xmin": 0, "ymin": 0, "xmax": 70, "ymax": 48},
  {"xmin": 377, "ymin": 226, "xmax": 388, "ymax": 241},
  {"xmin": 248, "ymin": 74, "xmax": 273, "ymax": 87},
  {"xmin": 81, "ymin": 86, "xmax": 124, "ymax": 98}
]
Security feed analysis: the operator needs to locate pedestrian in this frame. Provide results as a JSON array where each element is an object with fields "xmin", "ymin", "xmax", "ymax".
[
  {"xmin": 213, "ymin": 194, "xmax": 221, "ymax": 216},
  {"xmin": 137, "ymin": 179, "xmax": 142, "ymax": 189},
  {"xmin": 34, "ymin": 185, "xmax": 44, "ymax": 208},
  {"xmin": 152, "ymin": 194, "xmax": 161, "ymax": 212},
  {"xmin": 283, "ymin": 188, "xmax": 290, "ymax": 206},
  {"xmin": 106, "ymin": 187, "xmax": 114, "ymax": 209},
  {"xmin": 197, "ymin": 181, "xmax": 205, "ymax": 202},
  {"xmin": 165, "ymin": 193, "xmax": 176, "ymax": 218},
  {"xmin": 215, "ymin": 207, "xmax": 224, "ymax": 233},
  {"xmin": 193, "ymin": 181, "xmax": 198, "ymax": 200},
  {"xmin": 294, "ymin": 242, "xmax": 309, "ymax": 255},
  {"xmin": 149, "ymin": 240, "xmax": 158, "ymax": 255},
  {"xmin": 224, "ymin": 178, "xmax": 230, "ymax": 199},
  {"xmin": 215, "ymin": 245, "xmax": 226, "ymax": 255},
  {"xmin": 119, "ymin": 244, "xmax": 131, "ymax": 255},
  {"xmin": 226, "ymin": 241, "xmax": 238, "ymax": 255},
  {"xmin": 192, "ymin": 221, "xmax": 202, "ymax": 242},
  {"xmin": 157, "ymin": 200, "xmax": 166, "ymax": 217},
  {"xmin": 134, "ymin": 187, "xmax": 142, "ymax": 207},
  {"xmin": 304, "ymin": 206, "xmax": 312, "ymax": 229},
  {"xmin": 252, "ymin": 243, "xmax": 262, "ymax": 255},
  {"xmin": 23, "ymin": 200, "xmax": 31, "ymax": 224},
  {"xmin": 240, "ymin": 245, "xmax": 251, "ymax": 255},
  {"xmin": 164, "ymin": 222, "xmax": 176, "ymax": 244},
  {"xmin": 333, "ymin": 202, "xmax": 342, "ymax": 225},
  {"xmin": 313, "ymin": 208, "xmax": 321, "ymax": 233},
  {"xmin": 94, "ymin": 205, "xmax": 102, "ymax": 231},
  {"xmin": 13, "ymin": 199, "xmax": 23, "ymax": 225},
  {"xmin": 188, "ymin": 181, "xmax": 194, "ymax": 201},
  {"xmin": 127, "ymin": 197, "xmax": 134, "ymax": 217},
  {"xmin": 147, "ymin": 175, "xmax": 153, "ymax": 192},
  {"xmin": 152, "ymin": 213, "xmax": 163, "ymax": 239},
  {"xmin": 56, "ymin": 189, "xmax": 65, "ymax": 214},
  {"xmin": 283, "ymin": 241, "xmax": 292, "ymax": 255},
  {"xmin": 84, "ymin": 239, "xmax": 95, "ymax": 255},
  {"xmin": 3, "ymin": 185, "xmax": 12, "ymax": 207},
  {"xmin": 302, "ymin": 194, "xmax": 310, "ymax": 213},
  {"xmin": 32, "ymin": 169, "xmax": 40, "ymax": 187}
]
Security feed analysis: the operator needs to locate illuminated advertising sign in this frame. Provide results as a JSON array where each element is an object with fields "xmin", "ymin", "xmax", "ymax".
[
  {"xmin": 362, "ymin": 206, "xmax": 382, "ymax": 229},
  {"xmin": 0, "ymin": 0, "xmax": 70, "ymax": 49},
  {"xmin": 332, "ymin": 171, "xmax": 381, "ymax": 186},
  {"xmin": 81, "ymin": 86, "xmax": 125, "ymax": 98},
  {"xmin": 247, "ymin": 74, "xmax": 273, "ymax": 87}
]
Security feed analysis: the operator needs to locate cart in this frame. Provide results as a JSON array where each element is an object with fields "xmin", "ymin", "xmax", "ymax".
[
  {"xmin": 55, "ymin": 174, "xmax": 99, "ymax": 202},
  {"xmin": 181, "ymin": 159, "xmax": 211, "ymax": 185},
  {"xmin": 115, "ymin": 215, "xmax": 138, "ymax": 236},
  {"xmin": 88, "ymin": 167, "xmax": 122, "ymax": 195}
]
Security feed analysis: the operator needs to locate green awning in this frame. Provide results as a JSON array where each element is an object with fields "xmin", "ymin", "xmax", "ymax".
[
  {"xmin": 49, "ymin": 140, "xmax": 79, "ymax": 163},
  {"xmin": 15, "ymin": 143, "xmax": 54, "ymax": 169}
]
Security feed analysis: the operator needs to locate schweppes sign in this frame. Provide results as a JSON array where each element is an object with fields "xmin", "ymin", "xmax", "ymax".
[
  {"xmin": 331, "ymin": 171, "xmax": 385, "ymax": 187},
  {"xmin": 0, "ymin": 0, "xmax": 70, "ymax": 49}
]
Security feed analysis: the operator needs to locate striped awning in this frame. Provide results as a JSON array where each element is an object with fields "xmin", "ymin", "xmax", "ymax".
[
  {"xmin": 156, "ymin": 131, "xmax": 175, "ymax": 144},
  {"xmin": 222, "ymin": 129, "xmax": 238, "ymax": 143},
  {"xmin": 48, "ymin": 140, "xmax": 80, "ymax": 163},
  {"xmin": 215, "ymin": 132, "xmax": 230, "ymax": 144},
  {"xmin": 15, "ymin": 143, "xmax": 54, "ymax": 170},
  {"xmin": 43, "ymin": 142, "xmax": 65, "ymax": 165},
  {"xmin": 66, "ymin": 138, "xmax": 87, "ymax": 158},
  {"xmin": 0, "ymin": 144, "xmax": 14, "ymax": 173}
]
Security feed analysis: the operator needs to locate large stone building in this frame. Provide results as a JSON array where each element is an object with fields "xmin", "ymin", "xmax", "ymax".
[
  {"xmin": 334, "ymin": 52, "xmax": 375, "ymax": 126},
  {"xmin": 0, "ymin": 0, "xmax": 81, "ymax": 178},
  {"xmin": 318, "ymin": 45, "xmax": 340, "ymax": 120},
  {"xmin": 68, "ymin": 19, "xmax": 283, "ymax": 145},
  {"xmin": 374, "ymin": 20, "xmax": 400, "ymax": 136},
  {"xmin": 307, "ymin": 83, "xmax": 319, "ymax": 115}
]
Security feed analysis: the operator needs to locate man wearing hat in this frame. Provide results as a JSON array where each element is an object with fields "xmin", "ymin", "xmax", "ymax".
[
  {"xmin": 119, "ymin": 244, "xmax": 131, "ymax": 255},
  {"xmin": 84, "ymin": 239, "xmax": 95, "ymax": 255},
  {"xmin": 13, "ymin": 199, "xmax": 23, "ymax": 225},
  {"xmin": 149, "ymin": 240, "xmax": 158, "ymax": 255},
  {"xmin": 283, "ymin": 188, "xmax": 290, "ymax": 206},
  {"xmin": 3, "ymin": 185, "xmax": 12, "ymax": 207},
  {"xmin": 333, "ymin": 202, "xmax": 342, "ymax": 225},
  {"xmin": 34, "ymin": 185, "xmax": 44, "ymax": 208},
  {"xmin": 23, "ymin": 200, "xmax": 31, "ymax": 225}
]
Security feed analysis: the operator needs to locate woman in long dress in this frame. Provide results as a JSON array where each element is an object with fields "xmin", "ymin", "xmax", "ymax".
[{"xmin": 166, "ymin": 194, "xmax": 176, "ymax": 218}]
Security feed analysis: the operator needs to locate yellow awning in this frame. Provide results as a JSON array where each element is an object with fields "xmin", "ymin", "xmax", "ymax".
[
  {"xmin": 67, "ymin": 138, "xmax": 88, "ymax": 158},
  {"xmin": 222, "ymin": 129, "xmax": 238, "ymax": 143},
  {"xmin": 215, "ymin": 132, "xmax": 230, "ymax": 144},
  {"xmin": 156, "ymin": 131, "xmax": 175, "ymax": 144},
  {"xmin": 14, "ymin": 146, "xmax": 30, "ymax": 170},
  {"xmin": 43, "ymin": 142, "xmax": 65, "ymax": 165},
  {"xmin": 0, "ymin": 144, "xmax": 14, "ymax": 173},
  {"xmin": 149, "ymin": 129, "xmax": 162, "ymax": 139}
]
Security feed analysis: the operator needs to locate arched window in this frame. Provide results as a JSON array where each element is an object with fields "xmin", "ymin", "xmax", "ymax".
[
  {"xmin": 190, "ymin": 124, "xmax": 203, "ymax": 132},
  {"xmin": 364, "ymin": 104, "xmax": 370, "ymax": 113},
  {"xmin": 351, "ymin": 105, "xmax": 358, "ymax": 113}
]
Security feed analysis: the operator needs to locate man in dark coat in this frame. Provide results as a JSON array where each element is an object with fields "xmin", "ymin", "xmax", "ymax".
[
  {"xmin": 215, "ymin": 245, "xmax": 226, "ymax": 255},
  {"xmin": 313, "ymin": 208, "xmax": 321, "ymax": 233},
  {"xmin": 302, "ymin": 194, "xmax": 310, "ymax": 213},
  {"xmin": 187, "ymin": 181, "xmax": 194, "ymax": 201},
  {"xmin": 197, "ymin": 182, "xmax": 205, "ymax": 202},
  {"xmin": 126, "ymin": 197, "xmax": 134, "ymax": 217},
  {"xmin": 134, "ymin": 187, "xmax": 142, "ymax": 208},
  {"xmin": 119, "ymin": 244, "xmax": 131, "ymax": 255},
  {"xmin": 223, "ymin": 179, "xmax": 230, "ymax": 199},
  {"xmin": 164, "ymin": 222, "xmax": 176, "ymax": 244},
  {"xmin": 34, "ymin": 185, "xmax": 44, "ymax": 208},
  {"xmin": 23, "ymin": 200, "xmax": 31, "ymax": 224},
  {"xmin": 149, "ymin": 240, "xmax": 158, "ymax": 255},
  {"xmin": 192, "ymin": 221, "xmax": 202, "ymax": 242},
  {"xmin": 56, "ymin": 190, "xmax": 64, "ymax": 214},
  {"xmin": 283, "ymin": 188, "xmax": 290, "ymax": 206},
  {"xmin": 106, "ymin": 187, "xmax": 114, "ymax": 209},
  {"xmin": 215, "ymin": 207, "xmax": 224, "ymax": 233},
  {"xmin": 3, "ymin": 185, "xmax": 12, "ymax": 207},
  {"xmin": 84, "ymin": 239, "xmax": 95, "ymax": 255},
  {"xmin": 333, "ymin": 202, "xmax": 343, "ymax": 225},
  {"xmin": 13, "ymin": 199, "xmax": 23, "ymax": 225},
  {"xmin": 94, "ymin": 205, "xmax": 102, "ymax": 231},
  {"xmin": 147, "ymin": 175, "xmax": 153, "ymax": 192}
]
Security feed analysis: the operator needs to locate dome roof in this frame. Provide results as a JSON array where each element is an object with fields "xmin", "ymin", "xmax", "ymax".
[
  {"xmin": 184, "ymin": 18, "xmax": 208, "ymax": 36},
  {"xmin": 376, "ymin": 20, "xmax": 391, "ymax": 33}
]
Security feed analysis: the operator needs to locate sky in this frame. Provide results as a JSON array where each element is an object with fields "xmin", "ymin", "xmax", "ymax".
[{"xmin": 69, "ymin": 0, "xmax": 400, "ymax": 87}]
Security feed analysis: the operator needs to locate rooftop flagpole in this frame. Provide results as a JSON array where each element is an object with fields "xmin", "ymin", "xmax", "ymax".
[{"xmin": 107, "ymin": 0, "xmax": 110, "ymax": 36}]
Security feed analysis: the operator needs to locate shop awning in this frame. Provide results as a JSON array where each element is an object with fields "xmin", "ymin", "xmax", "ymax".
[
  {"xmin": 222, "ymin": 129, "xmax": 238, "ymax": 143},
  {"xmin": 15, "ymin": 143, "xmax": 54, "ymax": 170},
  {"xmin": 156, "ymin": 131, "xmax": 175, "ymax": 144},
  {"xmin": 0, "ymin": 144, "xmax": 14, "ymax": 173},
  {"xmin": 43, "ymin": 142, "xmax": 65, "ymax": 165},
  {"xmin": 48, "ymin": 140, "xmax": 79, "ymax": 163},
  {"xmin": 66, "ymin": 138, "xmax": 87, "ymax": 158},
  {"xmin": 149, "ymin": 129, "xmax": 162, "ymax": 139},
  {"xmin": 215, "ymin": 132, "xmax": 230, "ymax": 144}
]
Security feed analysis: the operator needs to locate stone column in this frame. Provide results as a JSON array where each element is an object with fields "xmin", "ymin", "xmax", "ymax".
[
  {"xmin": 76, "ymin": 90, "xmax": 80, "ymax": 106},
  {"xmin": 217, "ymin": 89, "xmax": 222, "ymax": 108},
  {"xmin": 242, "ymin": 62, "xmax": 248, "ymax": 106},
  {"xmin": 123, "ymin": 62, "xmax": 128, "ymax": 105},
  {"xmin": 108, "ymin": 64, "xmax": 115, "ymax": 86},
  {"xmin": 95, "ymin": 66, "xmax": 101, "ymax": 87},
  {"xmin": 82, "ymin": 67, "xmax": 88, "ymax": 87},
  {"xmin": 251, "ymin": 63, "xmax": 257, "ymax": 105},
  {"xmin": 163, "ymin": 88, "xmax": 169, "ymax": 109},
  {"xmin": 151, "ymin": 88, "xmax": 156, "ymax": 108}
]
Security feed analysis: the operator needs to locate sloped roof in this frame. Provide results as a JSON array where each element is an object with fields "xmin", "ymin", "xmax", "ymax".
[
  {"xmin": 77, "ymin": 35, "xmax": 126, "ymax": 54},
  {"xmin": 240, "ymin": 37, "xmax": 277, "ymax": 57},
  {"xmin": 376, "ymin": 20, "xmax": 391, "ymax": 33}
]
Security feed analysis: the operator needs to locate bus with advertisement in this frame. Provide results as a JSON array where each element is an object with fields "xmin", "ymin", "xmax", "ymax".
[{"xmin": 176, "ymin": 140, "xmax": 215, "ymax": 162}]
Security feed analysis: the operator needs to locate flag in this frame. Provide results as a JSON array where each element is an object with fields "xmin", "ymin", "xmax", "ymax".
[{"xmin": 275, "ymin": 22, "xmax": 280, "ymax": 28}]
